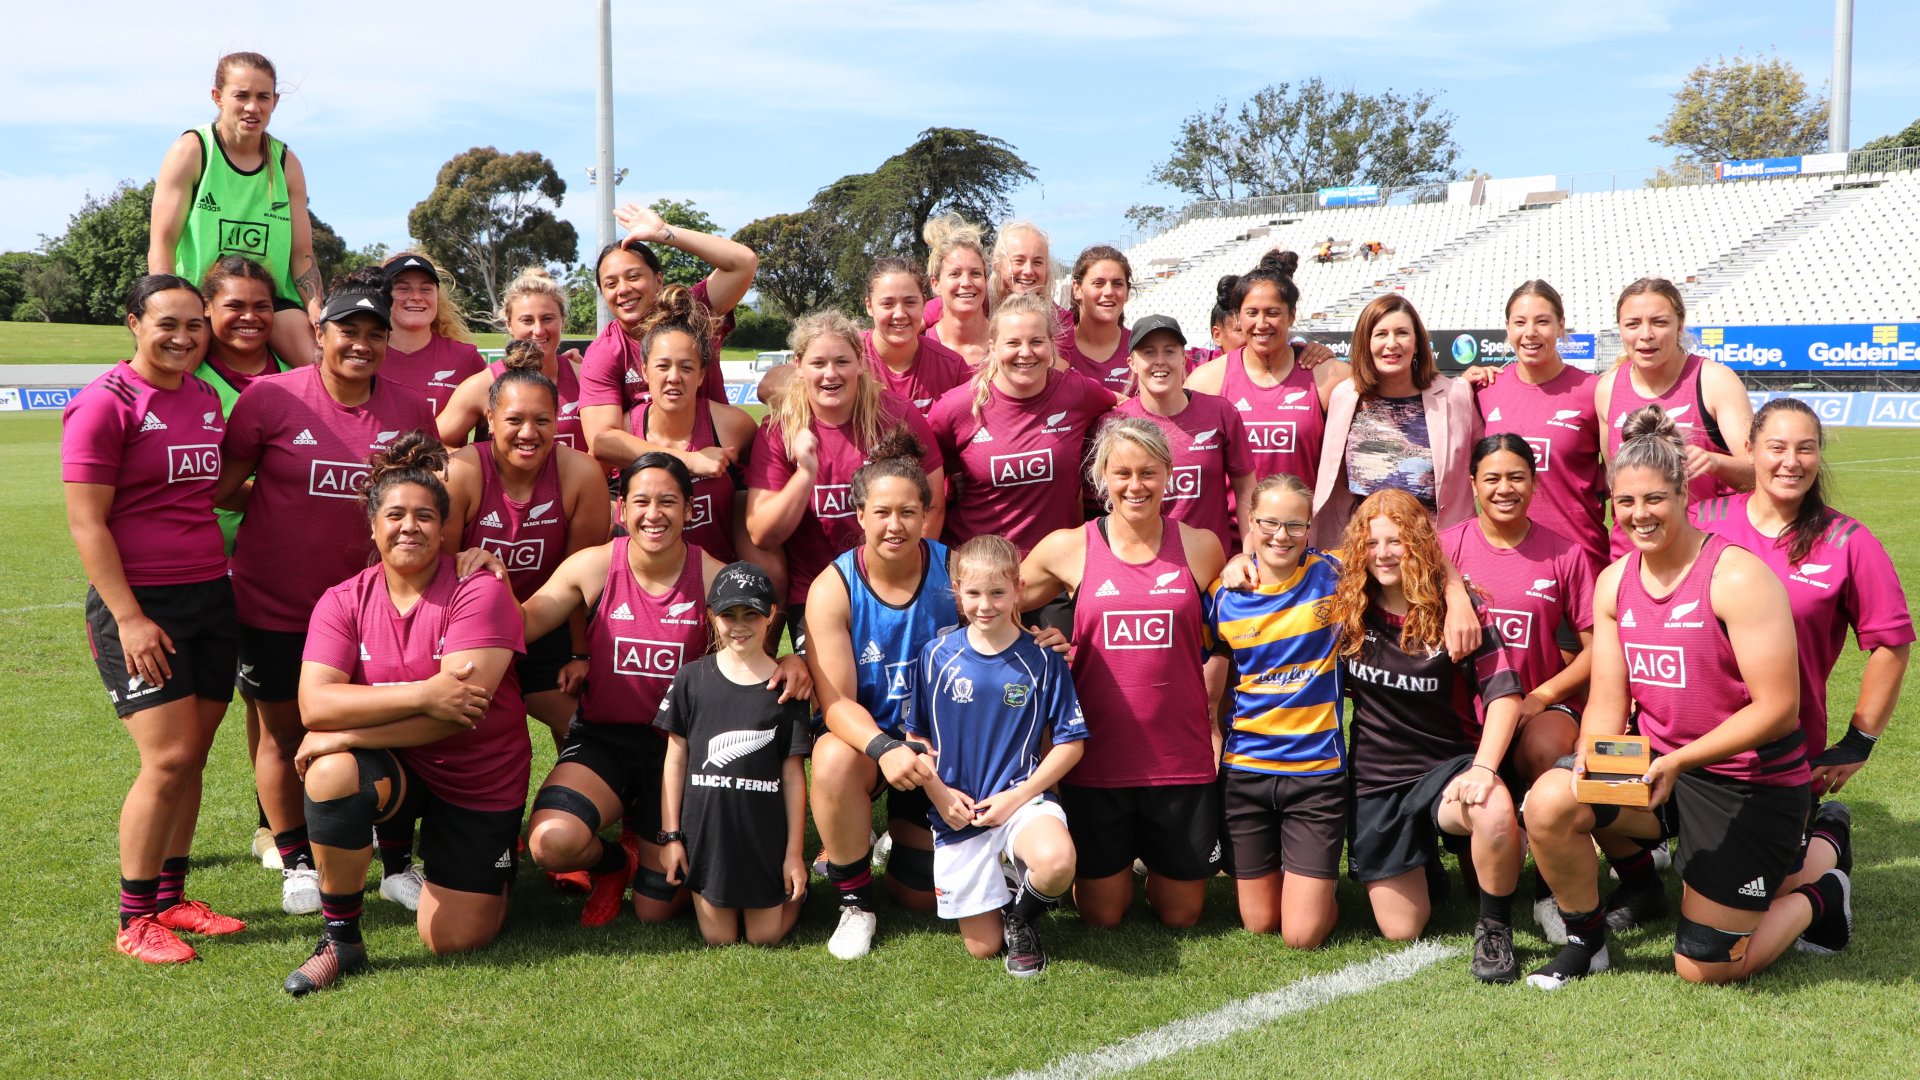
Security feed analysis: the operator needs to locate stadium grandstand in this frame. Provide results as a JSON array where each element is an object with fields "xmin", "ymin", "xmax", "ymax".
[{"xmin": 1122, "ymin": 147, "xmax": 1920, "ymax": 394}]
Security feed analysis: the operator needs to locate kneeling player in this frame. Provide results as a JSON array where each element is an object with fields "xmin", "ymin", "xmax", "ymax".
[{"xmin": 908, "ymin": 537, "xmax": 1086, "ymax": 976}]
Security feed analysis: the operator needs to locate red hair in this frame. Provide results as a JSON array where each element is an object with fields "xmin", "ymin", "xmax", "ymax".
[{"xmin": 1331, "ymin": 489, "xmax": 1451, "ymax": 659}]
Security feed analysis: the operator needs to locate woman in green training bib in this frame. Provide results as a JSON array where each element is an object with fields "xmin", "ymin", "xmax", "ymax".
[{"xmin": 150, "ymin": 51, "xmax": 322, "ymax": 367}]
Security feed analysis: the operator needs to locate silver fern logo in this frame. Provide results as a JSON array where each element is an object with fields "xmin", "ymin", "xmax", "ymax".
[{"xmin": 704, "ymin": 728, "xmax": 776, "ymax": 768}]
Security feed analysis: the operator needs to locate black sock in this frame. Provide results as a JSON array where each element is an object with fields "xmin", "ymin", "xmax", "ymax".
[
  {"xmin": 588, "ymin": 837, "xmax": 629, "ymax": 876},
  {"xmin": 1532, "ymin": 864, "xmax": 1553, "ymax": 900},
  {"xmin": 1607, "ymin": 848, "xmax": 1658, "ymax": 889},
  {"xmin": 256, "ymin": 796, "xmax": 269, "ymax": 832},
  {"xmin": 825, "ymin": 854, "xmax": 876, "ymax": 912},
  {"xmin": 375, "ymin": 822, "xmax": 415, "ymax": 877},
  {"xmin": 119, "ymin": 876, "xmax": 160, "ymax": 929},
  {"xmin": 1008, "ymin": 876, "xmax": 1062, "ymax": 924},
  {"xmin": 275, "ymin": 826, "xmax": 315, "ymax": 872},
  {"xmin": 1479, "ymin": 888, "xmax": 1514, "ymax": 925},
  {"xmin": 1794, "ymin": 873, "xmax": 1842, "ymax": 922},
  {"xmin": 319, "ymin": 890, "xmax": 365, "ymax": 945},
  {"xmin": 1560, "ymin": 905, "xmax": 1608, "ymax": 950},
  {"xmin": 155, "ymin": 856, "xmax": 190, "ymax": 913}
]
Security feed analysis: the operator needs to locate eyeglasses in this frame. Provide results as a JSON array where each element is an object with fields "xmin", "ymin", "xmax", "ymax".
[{"xmin": 1251, "ymin": 518, "xmax": 1310, "ymax": 538}]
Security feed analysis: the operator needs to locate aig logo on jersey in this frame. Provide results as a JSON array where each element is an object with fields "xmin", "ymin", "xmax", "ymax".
[
  {"xmin": 687, "ymin": 493, "xmax": 714, "ymax": 531},
  {"xmin": 309, "ymin": 459, "xmax": 372, "ymax": 499},
  {"xmin": 613, "ymin": 637, "xmax": 683, "ymax": 680},
  {"xmin": 1625, "ymin": 642, "xmax": 1686, "ymax": 688},
  {"xmin": 219, "ymin": 219, "xmax": 270, "ymax": 259},
  {"xmin": 885, "ymin": 661, "xmax": 914, "ymax": 702},
  {"xmin": 1164, "ymin": 465, "xmax": 1203, "ymax": 502},
  {"xmin": 1102, "ymin": 609, "xmax": 1174, "ymax": 650},
  {"xmin": 1245, "ymin": 421, "xmax": 1297, "ymax": 455},
  {"xmin": 167, "ymin": 443, "xmax": 220, "ymax": 484},
  {"xmin": 1491, "ymin": 608, "xmax": 1532, "ymax": 648},
  {"xmin": 482, "ymin": 537, "xmax": 545, "ymax": 572},
  {"xmin": 813, "ymin": 484, "xmax": 855, "ymax": 520},
  {"xmin": 1524, "ymin": 436, "xmax": 1553, "ymax": 473},
  {"xmin": 990, "ymin": 449, "xmax": 1053, "ymax": 487}
]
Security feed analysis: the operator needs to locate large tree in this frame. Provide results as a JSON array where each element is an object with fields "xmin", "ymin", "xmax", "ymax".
[
  {"xmin": 730, "ymin": 210, "xmax": 842, "ymax": 318},
  {"xmin": 817, "ymin": 128, "xmax": 1035, "ymax": 268},
  {"xmin": 407, "ymin": 147, "xmax": 579, "ymax": 316},
  {"xmin": 648, "ymin": 198, "xmax": 723, "ymax": 289},
  {"xmin": 1860, "ymin": 117, "xmax": 1920, "ymax": 152},
  {"xmin": 43, "ymin": 180, "xmax": 154, "ymax": 324},
  {"xmin": 1651, "ymin": 54, "xmax": 1827, "ymax": 162},
  {"xmin": 1151, "ymin": 80, "xmax": 1461, "ymax": 201}
]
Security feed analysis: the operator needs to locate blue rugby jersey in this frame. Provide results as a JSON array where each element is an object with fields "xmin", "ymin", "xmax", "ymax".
[
  {"xmin": 830, "ymin": 539, "xmax": 958, "ymax": 737},
  {"xmin": 1203, "ymin": 550, "xmax": 1347, "ymax": 777},
  {"xmin": 905, "ymin": 628, "xmax": 1087, "ymax": 846}
]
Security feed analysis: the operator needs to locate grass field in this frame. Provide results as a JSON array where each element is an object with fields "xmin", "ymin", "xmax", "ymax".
[
  {"xmin": 2, "ymin": 413, "xmax": 1917, "ymax": 1079},
  {"xmin": 0, "ymin": 320, "xmax": 759, "ymax": 367}
]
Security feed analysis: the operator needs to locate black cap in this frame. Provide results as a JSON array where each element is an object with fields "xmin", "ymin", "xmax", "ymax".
[
  {"xmin": 318, "ymin": 287, "xmax": 392, "ymax": 328},
  {"xmin": 383, "ymin": 253, "xmax": 441, "ymax": 285},
  {"xmin": 1130, "ymin": 314, "xmax": 1186, "ymax": 347},
  {"xmin": 707, "ymin": 561, "xmax": 777, "ymax": 617}
]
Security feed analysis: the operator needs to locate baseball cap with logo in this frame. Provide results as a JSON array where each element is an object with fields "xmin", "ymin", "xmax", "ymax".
[
  {"xmin": 384, "ymin": 253, "xmax": 443, "ymax": 286},
  {"xmin": 707, "ymin": 561, "xmax": 778, "ymax": 617},
  {"xmin": 318, "ymin": 287, "xmax": 392, "ymax": 328},
  {"xmin": 1130, "ymin": 314, "xmax": 1187, "ymax": 347}
]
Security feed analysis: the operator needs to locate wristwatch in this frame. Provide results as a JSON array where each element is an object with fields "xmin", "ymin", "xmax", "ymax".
[{"xmin": 656, "ymin": 829, "xmax": 686, "ymax": 845}]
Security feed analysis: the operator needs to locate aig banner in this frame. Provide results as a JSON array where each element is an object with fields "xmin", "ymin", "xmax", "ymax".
[
  {"xmin": 1742, "ymin": 391, "xmax": 1920, "ymax": 428},
  {"xmin": 1697, "ymin": 324, "xmax": 1920, "ymax": 370}
]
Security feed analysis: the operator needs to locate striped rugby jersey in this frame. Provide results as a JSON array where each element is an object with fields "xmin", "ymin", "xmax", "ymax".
[{"xmin": 1203, "ymin": 550, "xmax": 1346, "ymax": 776}]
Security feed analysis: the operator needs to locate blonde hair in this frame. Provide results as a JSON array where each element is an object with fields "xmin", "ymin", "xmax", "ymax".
[
  {"xmin": 384, "ymin": 251, "xmax": 474, "ymax": 344},
  {"xmin": 1087, "ymin": 416, "xmax": 1173, "ymax": 503},
  {"xmin": 951, "ymin": 535, "xmax": 1020, "ymax": 590},
  {"xmin": 989, "ymin": 221, "xmax": 1053, "ymax": 307},
  {"xmin": 967, "ymin": 292, "xmax": 1059, "ymax": 419},
  {"xmin": 497, "ymin": 266, "xmax": 569, "ymax": 327},
  {"xmin": 773, "ymin": 310, "xmax": 888, "ymax": 453},
  {"xmin": 923, "ymin": 214, "xmax": 988, "ymax": 285}
]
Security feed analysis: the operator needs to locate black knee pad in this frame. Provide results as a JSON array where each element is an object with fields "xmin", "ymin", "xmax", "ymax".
[
  {"xmin": 1674, "ymin": 915, "xmax": 1751, "ymax": 964},
  {"xmin": 305, "ymin": 750, "xmax": 393, "ymax": 847},
  {"xmin": 888, "ymin": 843, "xmax": 934, "ymax": 892},
  {"xmin": 531, "ymin": 786, "xmax": 601, "ymax": 833},
  {"xmin": 1552, "ymin": 753, "xmax": 1577, "ymax": 772},
  {"xmin": 634, "ymin": 866, "xmax": 676, "ymax": 902}
]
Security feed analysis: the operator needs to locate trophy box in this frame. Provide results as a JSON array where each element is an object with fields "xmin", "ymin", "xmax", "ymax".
[{"xmin": 1574, "ymin": 734, "xmax": 1652, "ymax": 808}]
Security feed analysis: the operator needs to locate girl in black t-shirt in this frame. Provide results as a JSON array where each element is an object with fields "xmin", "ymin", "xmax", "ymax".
[
  {"xmin": 657, "ymin": 562, "xmax": 812, "ymax": 946},
  {"xmin": 1329, "ymin": 489, "xmax": 1528, "ymax": 983}
]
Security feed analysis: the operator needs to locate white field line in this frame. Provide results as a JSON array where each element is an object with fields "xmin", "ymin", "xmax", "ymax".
[
  {"xmin": 997, "ymin": 940, "xmax": 1458, "ymax": 1080},
  {"xmin": 0, "ymin": 601, "xmax": 81, "ymax": 615},
  {"xmin": 1830, "ymin": 455, "xmax": 1920, "ymax": 466}
]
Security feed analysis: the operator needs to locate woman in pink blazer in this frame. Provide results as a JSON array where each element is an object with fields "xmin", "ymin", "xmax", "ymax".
[{"xmin": 1311, "ymin": 295, "xmax": 1480, "ymax": 550}]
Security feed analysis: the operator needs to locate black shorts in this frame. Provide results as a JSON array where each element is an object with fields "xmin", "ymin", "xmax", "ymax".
[
  {"xmin": 517, "ymin": 625, "xmax": 573, "ymax": 697},
  {"xmin": 1670, "ymin": 771, "xmax": 1811, "ymax": 912},
  {"xmin": 1059, "ymin": 781, "xmax": 1220, "ymax": 881},
  {"xmin": 272, "ymin": 295, "xmax": 305, "ymax": 314},
  {"xmin": 865, "ymin": 766, "xmax": 933, "ymax": 831},
  {"xmin": 86, "ymin": 579, "xmax": 237, "ymax": 718},
  {"xmin": 359, "ymin": 749, "xmax": 523, "ymax": 895},
  {"xmin": 1222, "ymin": 768, "xmax": 1350, "ymax": 881},
  {"xmin": 1348, "ymin": 754, "xmax": 1476, "ymax": 883},
  {"xmin": 785, "ymin": 601, "xmax": 807, "ymax": 656},
  {"xmin": 555, "ymin": 719, "xmax": 667, "ymax": 838},
  {"xmin": 236, "ymin": 623, "xmax": 306, "ymax": 703},
  {"xmin": 1022, "ymin": 593, "xmax": 1074, "ymax": 636}
]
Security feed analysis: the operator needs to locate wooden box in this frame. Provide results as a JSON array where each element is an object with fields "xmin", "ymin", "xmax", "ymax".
[{"xmin": 1575, "ymin": 734, "xmax": 1652, "ymax": 808}]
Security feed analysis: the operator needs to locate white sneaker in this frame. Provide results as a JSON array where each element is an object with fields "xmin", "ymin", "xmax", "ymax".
[
  {"xmin": 379, "ymin": 866, "xmax": 425, "ymax": 911},
  {"xmin": 828, "ymin": 907, "xmax": 878, "ymax": 960},
  {"xmin": 281, "ymin": 867, "xmax": 322, "ymax": 915},
  {"xmin": 253, "ymin": 827, "xmax": 283, "ymax": 870},
  {"xmin": 1533, "ymin": 897, "xmax": 1568, "ymax": 944},
  {"xmin": 1650, "ymin": 844, "xmax": 1672, "ymax": 872}
]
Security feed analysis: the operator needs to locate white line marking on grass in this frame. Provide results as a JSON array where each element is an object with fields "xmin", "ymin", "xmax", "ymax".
[
  {"xmin": 998, "ymin": 940, "xmax": 1458, "ymax": 1080},
  {"xmin": 0, "ymin": 602, "xmax": 81, "ymax": 615},
  {"xmin": 1831, "ymin": 455, "xmax": 1920, "ymax": 466}
]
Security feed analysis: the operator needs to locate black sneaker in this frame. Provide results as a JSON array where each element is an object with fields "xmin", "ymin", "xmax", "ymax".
[
  {"xmin": 1795, "ymin": 870, "xmax": 1853, "ymax": 955},
  {"xmin": 1470, "ymin": 918, "xmax": 1518, "ymax": 984},
  {"xmin": 1810, "ymin": 800, "xmax": 1853, "ymax": 874},
  {"xmin": 1603, "ymin": 877, "xmax": 1670, "ymax": 933},
  {"xmin": 1003, "ymin": 911, "xmax": 1047, "ymax": 977},
  {"xmin": 283, "ymin": 933, "xmax": 369, "ymax": 997},
  {"xmin": 1525, "ymin": 939, "xmax": 1611, "ymax": 991}
]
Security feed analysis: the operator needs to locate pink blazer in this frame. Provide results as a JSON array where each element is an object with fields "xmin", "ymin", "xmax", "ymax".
[{"xmin": 1310, "ymin": 373, "xmax": 1481, "ymax": 550}]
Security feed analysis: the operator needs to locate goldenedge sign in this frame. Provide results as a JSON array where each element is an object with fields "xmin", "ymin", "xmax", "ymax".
[{"xmin": 1696, "ymin": 324, "xmax": 1920, "ymax": 371}]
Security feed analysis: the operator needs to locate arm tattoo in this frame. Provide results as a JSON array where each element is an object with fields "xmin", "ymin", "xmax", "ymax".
[{"xmin": 294, "ymin": 261, "xmax": 322, "ymax": 304}]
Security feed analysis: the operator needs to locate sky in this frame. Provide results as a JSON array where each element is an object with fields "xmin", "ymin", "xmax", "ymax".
[{"xmin": 3, "ymin": 1, "xmax": 1916, "ymax": 266}]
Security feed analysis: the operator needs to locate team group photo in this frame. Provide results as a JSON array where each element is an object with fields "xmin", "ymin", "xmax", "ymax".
[{"xmin": 4, "ymin": 2, "xmax": 1919, "ymax": 1076}]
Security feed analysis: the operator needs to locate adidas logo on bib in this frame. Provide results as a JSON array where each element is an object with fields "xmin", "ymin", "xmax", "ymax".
[
  {"xmin": 610, "ymin": 602, "xmax": 633, "ymax": 621},
  {"xmin": 196, "ymin": 192, "xmax": 221, "ymax": 212},
  {"xmin": 859, "ymin": 640, "xmax": 885, "ymax": 664},
  {"xmin": 293, "ymin": 429, "xmax": 318, "ymax": 446},
  {"xmin": 1094, "ymin": 579, "xmax": 1119, "ymax": 597},
  {"xmin": 1737, "ymin": 877, "xmax": 1768, "ymax": 900},
  {"xmin": 479, "ymin": 511, "xmax": 504, "ymax": 528},
  {"xmin": 139, "ymin": 411, "xmax": 168, "ymax": 432}
]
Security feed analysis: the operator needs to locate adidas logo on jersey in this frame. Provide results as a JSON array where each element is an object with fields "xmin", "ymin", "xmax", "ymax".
[
  {"xmin": 1620, "ymin": 608, "xmax": 1637, "ymax": 628},
  {"xmin": 494, "ymin": 849, "xmax": 514, "ymax": 869},
  {"xmin": 1737, "ymin": 877, "xmax": 1768, "ymax": 900},
  {"xmin": 1233, "ymin": 397, "xmax": 1252, "ymax": 412},
  {"xmin": 293, "ymin": 429, "xmax": 318, "ymax": 446},
  {"xmin": 479, "ymin": 511, "xmax": 504, "ymax": 528},
  {"xmin": 1487, "ymin": 407, "xmax": 1502, "ymax": 422},
  {"xmin": 196, "ymin": 192, "xmax": 221, "ymax": 212},
  {"xmin": 139, "ymin": 411, "xmax": 168, "ymax": 432},
  {"xmin": 859, "ymin": 640, "xmax": 885, "ymax": 664},
  {"xmin": 971, "ymin": 427, "xmax": 994, "ymax": 444},
  {"xmin": 624, "ymin": 368, "xmax": 642, "ymax": 384},
  {"xmin": 609, "ymin": 602, "xmax": 634, "ymax": 621},
  {"xmin": 359, "ymin": 643, "xmax": 372, "ymax": 661},
  {"xmin": 1094, "ymin": 579, "xmax": 1119, "ymax": 597}
]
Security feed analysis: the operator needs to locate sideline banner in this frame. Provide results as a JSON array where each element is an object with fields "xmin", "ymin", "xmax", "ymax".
[
  {"xmin": 1697, "ymin": 324, "xmax": 1920, "ymax": 371},
  {"xmin": 1715, "ymin": 157, "xmax": 1802, "ymax": 180},
  {"xmin": 1743, "ymin": 391, "xmax": 1920, "ymax": 428},
  {"xmin": 1316, "ymin": 185, "xmax": 1381, "ymax": 208},
  {"xmin": 1298, "ymin": 330, "xmax": 1595, "ymax": 373},
  {"xmin": 1, "ymin": 387, "xmax": 83, "ymax": 411}
]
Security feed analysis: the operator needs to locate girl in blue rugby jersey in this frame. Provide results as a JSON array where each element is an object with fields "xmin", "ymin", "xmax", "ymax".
[{"xmin": 907, "ymin": 536, "xmax": 1086, "ymax": 976}]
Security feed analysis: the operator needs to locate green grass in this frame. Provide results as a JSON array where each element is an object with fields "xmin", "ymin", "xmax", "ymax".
[
  {"xmin": 0, "ymin": 321, "xmax": 757, "ymax": 366},
  {"xmin": 3, "ymin": 414, "xmax": 1917, "ymax": 1078}
]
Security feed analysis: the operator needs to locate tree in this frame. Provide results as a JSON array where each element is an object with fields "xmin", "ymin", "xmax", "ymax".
[
  {"xmin": 44, "ymin": 180, "xmax": 155, "ymax": 324},
  {"xmin": 730, "ymin": 211, "xmax": 842, "ymax": 318},
  {"xmin": 1651, "ymin": 54, "xmax": 1827, "ymax": 162},
  {"xmin": 817, "ymin": 128, "xmax": 1035, "ymax": 268},
  {"xmin": 564, "ymin": 264, "xmax": 598, "ymax": 334},
  {"xmin": 21, "ymin": 258, "xmax": 80, "ymax": 322},
  {"xmin": 407, "ymin": 147, "xmax": 579, "ymax": 317},
  {"xmin": 1124, "ymin": 204, "xmax": 1177, "ymax": 233},
  {"xmin": 1150, "ymin": 81, "xmax": 1461, "ymax": 201},
  {"xmin": 649, "ymin": 199, "xmax": 723, "ymax": 289},
  {"xmin": 1860, "ymin": 117, "xmax": 1920, "ymax": 152},
  {"xmin": 0, "ymin": 251, "xmax": 34, "ymax": 321}
]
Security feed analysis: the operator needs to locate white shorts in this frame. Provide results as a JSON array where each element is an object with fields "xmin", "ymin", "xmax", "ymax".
[{"xmin": 933, "ymin": 798, "xmax": 1068, "ymax": 920}]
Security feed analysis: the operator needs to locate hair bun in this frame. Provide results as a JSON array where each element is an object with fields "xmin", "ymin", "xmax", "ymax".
[
  {"xmin": 1215, "ymin": 274, "xmax": 1241, "ymax": 309},
  {"xmin": 370, "ymin": 430, "xmax": 447, "ymax": 478},
  {"xmin": 501, "ymin": 338, "xmax": 544, "ymax": 373},
  {"xmin": 1621, "ymin": 404, "xmax": 1682, "ymax": 447},
  {"xmin": 1261, "ymin": 249, "xmax": 1300, "ymax": 278},
  {"xmin": 867, "ymin": 426, "xmax": 926, "ymax": 465}
]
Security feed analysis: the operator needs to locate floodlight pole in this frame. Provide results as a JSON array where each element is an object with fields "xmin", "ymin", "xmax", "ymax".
[
  {"xmin": 1830, "ymin": 0, "xmax": 1853, "ymax": 154},
  {"xmin": 594, "ymin": 0, "xmax": 617, "ymax": 331}
]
